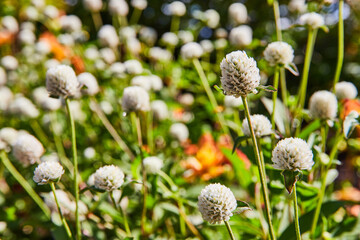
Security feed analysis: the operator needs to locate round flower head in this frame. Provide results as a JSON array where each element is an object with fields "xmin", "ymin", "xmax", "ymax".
[
  {"xmin": 1, "ymin": 55, "xmax": 18, "ymax": 71},
  {"xmin": 77, "ymin": 72, "xmax": 100, "ymax": 96},
  {"xmin": 204, "ymin": 9, "xmax": 220, "ymax": 28},
  {"xmin": 180, "ymin": 42, "xmax": 203, "ymax": 60},
  {"xmin": 46, "ymin": 65, "xmax": 80, "ymax": 98},
  {"xmin": 228, "ymin": 3, "xmax": 248, "ymax": 25},
  {"xmin": 94, "ymin": 165, "xmax": 125, "ymax": 191},
  {"xmin": 109, "ymin": 0, "xmax": 129, "ymax": 16},
  {"xmin": 0, "ymin": 87, "xmax": 13, "ymax": 111},
  {"xmin": 309, "ymin": 90, "xmax": 338, "ymax": 119},
  {"xmin": 131, "ymin": 75, "xmax": 152, "ymax": 91},
  {"xmin": 139, "ymin": 27, "xmax": 157, "ymax": 46},
  {"xmin": 288, "ymin": 0, "xmax": 306, "ymax": 13},
  {"xmin": 13, "ymin": 134, "xmax": 45, "ymax": 166},
  {"xmin": 170, "ymin": 123, "xmax": 189, "ymax": 142},
  {"xmin": 100, "ymin": 48, "xmax": 116, "ymax": 64},
  {"xmin": 168, "ymin": 1, "xmax": 186, "ymax": 17},
  {"xmin": 131, "ymin": 0, "xmax": 147, "ymax": 10},
  {"xmin": 0, "ymin": 127, "xmax": 19, "ymax": 146},
  {"xmin": 143, "ymin": 156, "xmax": 164, "ymax": 174},
  {"xmin": 200, "ymin": 40, "xmax": 214, "ymax": 54},
  {"xmin": 9, "ymin": 95, "xmax": 39, "ymax": 118},
  {"xmin": 0, "ymin": 67, "xmax": 6, "ymax": 86},
  {"xmin": 124, "ymin": 59, "xmax": 143, "ymax": 75},
  {"xmin": 18, "ymin": 29, "xmax": 36, "ymax": 45},
  {"xmin": 220, "ymin": 50, "xmax": 261, "ymax": 97},
  {"xmin": 59, "ymin": 15, "xmax": 82, "ymax": 32},
  {"xmin": 98, "ymin": 25, "xmax": 119, "ymax": 48},
  {"xmin": 110, "ymin": 62, "xmax": 125, "ymax": 76},
  {"xmin": 224, "ymin": 95, "xmax": 243, "ymax": 108},
  {"xmin": 149, "ymin": 47, "xmax": 172, "ymax": 62},
  {"xmin": 229, "ymin": 25, "xmax": 253, "ymax": 48},
  {"xmin": 121, "ymin": 86, "xmax": 150, "ymax": 112},
  {"xmin": 272, "ymin": 137, "xmax": 314, "ymax": 171},
  {"xmin": 178, "ymin": 30, "xmax": 194, "ymax": 44},
  {"xmin": 299, "ymin": 12, "xmax": 325, "ymax": 29},
  {"xmin": 335, "ymin": 81, "xmax": 358, "ymax": 100},
  {"xmin": 198, "ymin": 183, "xmax": 237, "ymax": 224},
  {"xmin": 242, "ymin": 114, "xmax": 272, "ymax": 137},
  {"xmin": 149, "ymin": 75, "xmax": 163, "ymax": 91},
  {"xmin": 1, "ymin": 16, "xmax": 18, "ymax": 33},
  {"xmin": 32, "ymin": 87, "xmax": 62, "ymax": 111},
  {"xmin": 161, "ymin": 32, "xmax": 179, "ymax": 47},
  {"xmin": 33, "ymin": 161, "xmax": 64, "ymax": 185},
  {"xmin": 44, "ymin": 5, "xmax": 59, "ymax": 19},
  {"xmin": 151, "ymin": 100, "xmax": 168, "ymax": 121},
  {"xmin": 83, "ymin": 0, "xmax": 103, "ymax": 12},
  {"xmin": 264, "ymin": 41, "xmax": 294, "ymax": 67}
]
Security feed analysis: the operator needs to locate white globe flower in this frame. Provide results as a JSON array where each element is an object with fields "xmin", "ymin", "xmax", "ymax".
[
  {"xmin": 18, "ymin": 29, "xmax": 36, "ymax": 45},
  {"xmin": 149, "ymin": 47, "xmax": 172, "ymax": 62},
  {"xmin": 131, "ymin": 0, "xmax": 147, "ymax": 10},
  {"xmin": 83, "ymin": 0, "xmax": 103, "ymax": 12},
  {"xmin": 59, "ymin": 15, "xmax": 82, "ymax": 32},
  {"xmin": 224, "ymin": 95, "xmax": 243, "ymax": 108},
  {"xmin": 44, "ymin": 59, "xmax": 60, "ymax": 70},
  {"xmin": 229, "ymin": 25, "xmax": 253, "ymax": 47},
  {"xmin": 131, "ymin": 75, "xmax": 152, "ymax": 91},
  {"xmin": 33, "ymin": 161, "xmax": 64, "ymax": 185},
  {"xmin": 272, "ymin": 137, "xmax": 314, "ymax": 171},
  {"xmin": 168, "ymin": 1, "xmax": 186, "ymax": 17},
  {"xmin": 170, "ymin": 123, "xmax": 189, "ymax": 142},
  {"xmin": 121, "ymin": 86, "xmax": 150, "ymax": 112},
  {"xmin": 1, "ymin": 16, "xmax": 18, "ymax": 33},
  {"xmin": 1, "ymin": 55, "xmax": 18, "ymax": 71},
  {"xmin": 215, "ymin": 28, "xmax": 228, "ymax": 39},
  {"xmin": 0, "ymin": 67, "xmax": 7, "ymax": 86},
  {"xmin": 84, "ymin": 47, "xmax": 100, "ymax": 60},
  {"xmin": 198, "ymin": 183, "xmax": 237, "ymax": 224},
  {"xmin": 109, "ymin": 0, "xmax": 129, "ymax": 16},
  {"xmin": 204, "ymin": 9, "xmax": 220, "ymax": 28},
  {"xmin": 46, "ymin": 65, "xmax": 80, "ymax": 98},
  {"xmin": 309, "ymin": 90, "xmax": 338, "ymax": 119},
  {"xmin": 215, "ymin": 39, "xmax": 228, "ymax": 50},
  {"xmin": 9, "ymin": 95, "xmax": 39, "ymax": 118},
  {"xmin": 335, "ymin": 81, "xmax": 358, "ymax": 100},
  {"xmin": 124, "ymin": 59, "xmax": 143, "ymax": 75},
  {"xmin": 288, "ymin": 0, "xmax": 307, "ymax": 13},
  {"xmin": 13, "ymin": 134, "xmax": 45, "ymax": 166},
  {"xmin": 242, "ymin": 114, "xmax": 272, "ymax": 137},
  {"xmin": 126, "ymin": 38, "xmax": 142, "ymax": 55},
  {"xmin": 100, "ymin": 48, "xmax": 116, "ymax": 64},
  {"xmin": 151, "ymin": 100, "xmax": 168, "ymax": 121},
  {"xmin": 161, "ymin": 32, "xmax": 179, "ymax": 47},
  {"xmin": 200, "ymin": 40, "xmax": 214, "ymax": 54},
  {"xmin": 119, "ymin": 26, "xmax": 137, "ymax": 40},
  {"xmin": 0, "ymin": 127, "xmax": 19, "ymax": 146},
  {"xmin": 44, "ymin": 5, "xmax": 59, "ymax": 19},
  {"xmin": 94, "ymin": 165, "xmax": 125, "ymax": 191},
  {"xmin": 84, "ymin": 147, "xmax": 96, "ymax": 159},
  {"xmin": 178, "ymin": 30, "xmax": 194, "ymax": 44},
  {"xmin": 180, "ymin": 42, "xmax": 203, "ymax": 60},
  {"xmin": 32, "ymin": 87, "xmax": 62, "ymax": 111},
  {"xmin": 149, "ymin": 75, "xmax": 163, "ymax": 91},
  {"xmin": 110, "ymin": 62, "xmax": 126, "ymax": 76},
  {"xmin": 299, "ymin": 12, "xmax": 325, "ymax": 29},
  {"xmin": 0, "ymin": 87, "xmax": 13, "ymax": 111},
  {"xmin": 98, "ymin": 25, "xmax": 119, "ymax": 48},
  {"xmin": 228, "ymin": 3, "xmax": 248, "ymax": 25},
  {"xmin": 139, "ymin": 27, "xmax": 157, "ymax": 46},
  {"xmin": 143, "ymin": 156, "xmax": 164, "ymax": 174},
  {"xmin": 264, "ymin": 41, "xmax": 294, "ymax": 66},
  {"xmin": 77, "ymin": 72, "xmax": 100, "ymax": 96}
]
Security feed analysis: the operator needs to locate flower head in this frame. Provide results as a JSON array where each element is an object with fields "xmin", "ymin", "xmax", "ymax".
[
  {"xmin": 168, "ymin": 1, "xmax": 186, "ymax": 16},
  {"xmin": 264, "ymin": 41, "xmax": 294, "ymax": 67},
  {"xmin": 83, "ymin": 0, "xmax": 103, "ymax": 12},
  {"xmin": 13, "ymin": 134, "xmax": 45, "ymax": 166},
  {"xmin": 170, "ymin": 123, "xmax": 189, "ymax": 142},
  {"xmin": 229, "ymin": 25, "xmax": 253, "ymax": 47},
  {"xmin": 299, "ymin": 12, "xmax": 325, "ymax": 29},
  {"xmin": 309, "ymin": 90, "xmax": 338, "ymax": 119},
  {"xmin": 46, "ymin": 65, "xmax": 80, "ymax": 98},
  {"xmin": 242, "ymin": 114, "xmax": 272, "ymax": 137},
  {"xmin": 228, "ymin": 3, "xmax": 248, "ymax": 25},
  {"xmin": 143, "ymin": 156, "xmax": 163, "ymax": 174},
  {"xmin": 272, "ymin": 137, "xmax": 314, "ymax": 171},
  {"xmin": 33, "ymin": 87, "xmax": 62, "ymax": 111},
  {"xmin": 121, "ymin": 86, "xmax": 150, "ymax": 112},
  {"xmin": 198, "ymin": 183, "xmax": 237, "ymax": 224},
  {"xmin": 33, "ymin": 161, "xmax": 64, "ymax": 185},
  {"xmin": 220, "ymin": 50, "xmax": 260, "ymax": 97},
  {"xmin": 335, "ymin": 81, "xmax": 358, "ymax": 100},
  {"xmin": 98, "ymin": 25, "xmax": 119, "ymax": 48},
  {"xmin": 94, "ymin": 165, "xmax": 125, "ymax": 191},
  {"xmin": 77, "ymin": 72, "xmax": 100, "ymax": 96},
  {"xmin": 109, "ymin": 0, "xmax": 129, "ymax": 16},
  {"xmin": 131, "ymin": 0, "xmax": 147, "ymax": 10},
  {"xmin": 180, "ymin": 42, "xmax": 203, "ymax": 60},
  {"xmin": 151, "ymin": 100, "xmax": 168, "ymax": 121}
]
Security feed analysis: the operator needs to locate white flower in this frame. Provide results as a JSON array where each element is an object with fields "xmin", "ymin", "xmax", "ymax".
[
  {"xmin": 264, "ymin": 41, "xmax": 294, "ymax": 66},
  {"xmin": 1, "ymin": 16, "xmax": 18, "ymax": 33},
  {"xmin": 9, "ymin": 95, "xmax": 39, "ymax": 118},
  {"xmin": 309, "ymin": 90, "xmax": 338, "ymax": 119},
  {"xmin": 110, "ymin": 62, "xmax": 126, "ymax": 76},
  {"xmin": 119, "ymin": 26, "xmax": 137, "ymax": 40},
  {"xmin": 229, "ymin": 25, "xmax": 253, "ymax": 47},
  {"xmin": 242, "ymin": 114, "xmax": 272, "ymax": 137},
  {"xmin": 161, "ymin": 32, "xmax": 179, "ymax": 46},
  {"xmin": 0, "ymin": 127, "xmax": 19, "ymax": 146},
  {"xmin": 126, "ymin": 38, "xmax": 142, "ymax": 55},
  {"xmin": 180, "ymin": 42, "xmax": 203, "ymax": 60},
  {"xmin": 143, "ymin": 156, "xmax": 163, "ymax": 174},
  {"xmin": 24, "ymin": 6, "xmax": 39, "ymax": 21},
  {"xmin": 151, "ymin": 100, "xmax": 168, "ymax": 121},
  {"xmin": 170, "ymin": 123, "xmax": 189, "ymax": 142},
  {"xmin": 1, "ymin": 55, "xmax": 18, "ymax": 71},
  {"xmin": 178, "ymin": 93, "xmax": 194, "ymax": 106},
  {"xmin": 84, "ymin": 147, "xmax": 96, "ymax": 159},
  {"xmin": 131, "ymin": 75, "xmax": 152, "ymax": 91},
  {"xmin": 58, "ymin": 34, "xmax": 75, "ymax": 47},
  {"xmin": 33, "ymin": 161, "xmax": 64, "ymax": 185},
  {"xmin": 84, "ymin": 47, "xmax": 100, "ymax": 60},
  {"xmin": 31, "ymin": 0, "xmax": 45, "ymax": 9},
  {"xmin": 215, "ymin": 39, "xmax": 228, "ymax": 50},
  {"xmin": 35, "ymin": 41, "xmax": 51, "ymax": 55},
  {"xmin": 44, "ymin": 5, "xmax": 59, "ymax": 19},
  {"xmin": 149, "ymin": 75, "xmax": 163, "ymax": 91},
  {"xmin": 124, "ymin": 59, "xmax": 143, "ymax": 75},
  {"xmin": 299, "ymin": 12, "xmax": 325, "ymax": 29},
  {"xmin": 215, "ymin": 28, "xmax": 228, "ymax": 39},
  {"xmin": 168, "ymin": 1, "xmax": 186, "ymax": 16},
  {"xmin": 44, "ymin": 59, "xmax": 60, "ymax": 69},
  {"xmin": 224, "ymin": 95, "xmax": 243, "ymax": 108},
  {"xmin": 200, "ymin": 40, "xmax": 214, "ymax": 54},
  {"xmin": 109, "ymin": 0, "xmax": 129, "ymax": 16},
  {"xmin": 228, "ymin": 3, "xmax": 248, "ymax": 25},
  {"xmin": 204, "ymin": 9, "xmax": 220, "ymax": 28},
  {"xmin": 20, "ymin": 22, "xmax": 35, "ymax": 31},
  {"xmin": 59, "ymin": 15, "xmax": 82, "ymax": 32},
  {"xmin": 149, "ymin": 47, "xmax": 172, "ymax": 62},
  {"xmin": 198, "ymin": 183, "xmax": 237, "ymax": 224},
  {"xmin": 77, "ymin": 72, "xmax": 100, "ymax": 96},
  {"xmin": 13, "ymin": 134, "xmax": 45, "ymax": 166},
  {"xmin": 46, "ymin": 65, "xmax": 80, "ymax": 98},
  {"xmin": 100, "ymin": 101, "xmax": 114, "ymax": 115},
  {"xmin": 178, "ymin": 30, "xmax": 194, "ymax": 44},
  {"xmin": 131, "ymin": 0, "xmax": 147, "ymax": 10},
  {"xmin": 100, "ymin": 48, "xmax": 116, "ymax": 64},
  {"xmin": 288, "ymin": 0, "xmax": 306, "ymax": 13},
  {"xmin": 0, "ymin": 67, "xmax": 6, "ymax": 86},
  {"xmin": 83, "ymin": 0, "xmax": 103, "ymax": 12},
  {"xmin": 139, "ymin": 27, "xmax": 157, "ymax": 46},
  {"xmin": 335, "ymin": 81, "xmax": 358, "ymax": 100},
  {"xmin": 18, "ymin": 29, "xmax": 36, "ymax": 45},
  {"xmin": 98, "ymin": 25, "xmax": 119, "ymax": 48},
  {"xmin": 272, "ymin": 137, "xmax": 314, "ymax": 171},
  {"xmin": 121, "ymin": 86, "xmax": 150, "ymax": 112},
  {"xmin": 220, "ymin": 50, "xmax": 260, "ymax": 97},
  {"xmin": 32, "ymin": 87, "xmax": 62, "ymax": 111},
  {"xmin": 94, "ymin": 165, "xmax": 125, "ymax": 191},
  {"xmin": 0, "ymin": 87, "xmax": 13, "ymax": 111}
]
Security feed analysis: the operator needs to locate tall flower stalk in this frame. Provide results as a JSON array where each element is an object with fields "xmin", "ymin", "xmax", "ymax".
[
  {"xmin": 332, "ymin": 0, "xmax": 344, "ymax": 92},
  {"xmin": 293, "ymin": 184, "xmax": 301, "ymax": 240}
]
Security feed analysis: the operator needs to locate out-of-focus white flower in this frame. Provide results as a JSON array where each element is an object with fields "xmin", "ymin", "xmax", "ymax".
[
  {"xmin": 0, "ymin": 127, "xmax": 19, "ymax": 146},
  {"xmin": 131, "ymin": 0, "xmax": 147, "ymax": 10},
  {"xmin": 149, "ymin": 75, "xmax": 163, "ymax": 91},
  {"xmin": 40, "ymin": 153, "xmax": 60, "ymax": 163},
  {"xmin": 121, "ymin": 86, "xmax": 150, "ymax": 112},
  {"xmin": 58, "ymin": 34, "xmax": 75, "ymax": 47},
  {"xmin": 309, "ymin": 90, "xmax": 337, "ymax": 119},
  {"xmin": 31, "ymin": 0, "xmax": 45, "ymax": 9},
  {"xmin": 161, "ymin": 32, "xmax": 179, "ymax": 46},
  {"xmin": 46, "ymin": 65, "xmax": 80, "ymax": 98},
  {"xmin": 204, "ymin": 9, "xmax": 220, "ymax": 28},
  {"xmin": 224, "ymin": 95, "xmax": 243, "ymax": 108},
  {"xmin": 299, "ymin": 12, "xmax": 325, "ymax": 29},
  {"xmin": 272, "ymin": 137, "xmax": 314, "ymax": 171},
  {"xmin": 69, "ymin": 100, "xmax": 86, "ymax": 122},
  {"xmin": 24, "ymin": 6, "xmax": 39, "ymax": 21},
  {"xmin": 0, "ymin": 67, "xmax": 6, "ymax": 86},
  {"xmin": 264, "ymin": 41, "xmax": 295, "ymax": 67},
  {"xmin": 20, "ymin": 22, "xmax": 35, "ymax": 31},
  {"xmin": 9, "ymin": 95, "xmax": 39, "ymax": 118},
  {"xmin": 83, "ymin": 0, "xmax": 103, "ymax": 12},
  {"xmin": 215, "ymin": 28, "xmax": 228, "ymax": 39},
  {"xmin": 44, "ymin": 5, "xmax": 59, "ymax": 19},
  {"xmin": 84, "ymin": 46, "xmax": 100, "ymax": 60},
  {"xmin": 131, "ymin": 75, "xmax": 152, "ymax": 91},
  {"xmin": 229, "ymin": 25, "xmax": 253, "ymax": 47},
  {"xmin": 178, "ymin": 93, "xmax": 194, "ymax": 106},
  {"xmin": 94, "ymin": 59, "xmax": 106, "ymax": 70},
  {"xmin": 119, "ymin": 26, "xmax": 137, "ymax": 40},
  {"xmin": 0, "ymin": 87, "xmax": 13, "ymax": 111},
  {"xmin": 170, "ymin": 123, "xmax": 189, "ymax": 142},
  {"xmin": 139, "ymin": 27, "xmax": 157, "ymax": 46},
  {"xmin": 33, "ymin": 161, "xmax": 64, "ymax": 185},
  {"xmin": 100, "ymin": 48, "xmax": 116, "ymax": 64},
  {"xmin": 126, "ymin": 38, "xmax": 142, "ymax": 55},
  {"xmin": 149, "ymin": 47, "xmax": 172, "ymax": 62},
  {"xmin": 44, "ymin": 59, "xmax": 60, "ymax": 69},
  {"xmin": 109, "ymin": 0, "xmax": 129, "ymax": 16},
  {"xmin": 335, "ymin": 81, "xmax": 358, "ymax": 100},
  {"xmin": 215, "ymin": 38, "xmax": 228, "ymax": 50},
  {"xmin": 87, "ymin": 173, "xmax": 95, "ymax": 186},
  {"xmin": 178, "ymin": 30, "xmax": 194, "ymax": 44},
  {"xmin": 198, "ymin": 183, "xmax": 237, "ymax": 224},
  {"xmin": 100, "ymin": 101, "xmax": 114, "ymax": 115},
  {"xmin": 124, "ymin": 59, "xmax": 143, "ymax": 74},
  {"xmin": 168, "ymin": 1, "xmax": 186, "ymax": 17},
  {"xmin": 78, "ymin": 72, "xmax": 100, "ymax": 96},
  {"xmin": 242, "ymin": 114, "xmax": 272, "ymax": 137},
  {"xmin": 84, "ymin": 147, "xmax": 96, "ymax": 159},
  {"xmin": 13, "ymin": 134, "xmax": 44, "ymax": 166},
  {"xmin": 1, "ymin": 16, "xmax": 18, "ymax": 33},
  {"xmin": 151, "ymin": 100, "xmax": 168, "ymax": 121},
  {"xmin": 228, "ymin": 3, "xmax": 248, "ymax": 25},
  {"xmin": 143, "ymin": 156, "xmax": 163, "ymax": 174},
  {"xmin": 59, "ymin": 15, "xmax": 82, "ymax": 32},
  {"xmin": 110, "ymin": 62, "xmax": 126, "ymax": 76},
  {"xmin": 18, "ymin": 29, "xmax": 36, "ymax": 45},
  {"xmin": 200, "ymin": 40, "xmax": 214, "ymax": 54},
  {"xmin": 181, "ymin": 42, "xmax": 203, "ymax": 60},
  {"xmin": 220, "ymin": 50, "xmax": 260, "ymax": 97},
  {"xmin": 98, "ymin": 25, "xmax": 119, "ymax": 48},
  {"xmin": 94, "ymin": 165, "xmax": 125, "ymax": 191},
  {"xmin": 33, "ymin": 87, "xmax": 62, "ymax": 111},
  {"xmin": 1, "ymin": 55, "xmax": 18, "ymax": 71},
  {"xmin": 288, "ymin": 0, "xmax": 307, "ymax": 13},
  {"xmin": 35, "ymin": 41, "xmax": 51, "ymax": 55}
]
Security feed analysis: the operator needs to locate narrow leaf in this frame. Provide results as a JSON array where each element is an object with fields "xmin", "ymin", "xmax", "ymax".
[
  {"xmin": 343, "ymin": 111, "xmax": 360, "ymax": 138},
  {"xmin": 232, "ymin": 136, "xmax": 250, "ymax": 154},
  {"xmin": 282, "ymin": 170, "xmax": 301, "ymax": 194}
]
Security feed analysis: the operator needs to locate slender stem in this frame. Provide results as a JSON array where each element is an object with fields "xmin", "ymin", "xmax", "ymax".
[
  {"xmin": 91, "ymin": 11, "xmax": 103, "ymax": 30},
  {"xmin": 177, "ymin": 201, "xmax": 204, "ymax": 240},
  {"xmin": 293, "ymin": 184, "xmax": 301, "ymax": 240},
  {"xmin": 332, "ymin": 0, "xmax": 344, "ymax": 92},
  {"xmin": 193, "ymin": 58, "xmax": 230, "ymax": 135},
  {"xmin": 65, "ymin": 98, "xmax": 81, "ymax": 240},
  {"xmin": 158, "ymin": 170, "xmax": 177, "ymax": 191},
  {"xmin": 271, "ymin": 68, "xmax": 280, "ymax": 146},
  {"xmin": 170, "ymin": 16, "xmax": 180, "ymax": 33},
  {"xmin": 110, "ymin": 191, "xmax": 131, "ymax": 236},
  {"xmin": 147, "ymin": 111, "xmax": 154, "ymax": 154},
  {"xmin": 50, "ymin": 182, "xmax": 73, "ymax": 239},
  {"xmin": 279, "ymin": 69, "xmax": 291, "ymax": 136},
  {"xmin": 224, "ymin": 221, "xmax": 236, "ymax": 240},
  {"xmin": 130, "ymin": 8, "xmax": 142, "ymax": 25},
  {"xmin": 0, "ymin": 151, "xmax": 51, "ymax": 219},
  {"xmin": 29, "ymin": 119, "xmax": 50, "ymax": 147},
  {"xmin": 272, "ymin": 0, "xmax": 282, "ymax": 41},
  {"xmin": 241, "ymin": 96, "xmax": 276, "ymax": 240},
  {"xmin": 233, "ymin": 110, "xmax": 242, "ymax": 136}
]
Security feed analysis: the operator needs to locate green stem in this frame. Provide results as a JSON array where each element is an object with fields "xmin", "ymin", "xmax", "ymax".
[
  {"xmin": 332, "ymin": 0, "xmax": 344, "ymax": 92},
  {"xmin": 293, "ymin": 184, "xmax": 301, "ymax": 240},
  {"xmin": 130, "ymin": 8, "xmax": 142, "ymax": 25},
  {"xmin": 170, "ymin": 16, "xmax": 180, "ymax": 33},
  {"xmin": 50, "ymin": 182, "xmax": 73, "ymax": 239},
  {"xmin": 224, "ymin": 221, "xmax": 236, "ymax": 240},
  {"xmin": 271, "ymin": 68, "xmax": 280, "ymax": 146},
  {"xmin": 65, "ymin": 98, "xmax": 81, "ymax": 240},
  {"xmin": 158, "ymin": 170, "xmax": 177, "ymax": 191},
  {"xmin": 91, "ymin": 11, "xmax": 103, "ymax": 31},
  {"xmin": 279, "ymin": 69, "xmax": 291, "ymax": 136},
  {"xmin": 272, "ymin": 0, "xmax": 282, "ymax": 41},
  {"xmin": 110, "ymin": 191, "xmax": 131, "ymax": 236},
  {"xmin": 30, "ymin": 119, "xmax": 51, "ymax": 147},
  {"xmin": 241, "ymin": 96, "xmax": 276, "ymax": 240},
  {"xmin": 193, "ymin": 58, "xmax": 230, "ymax": 135},
  {"xmin": 0, "ymin": 151, "xmax": 51, "ymax": 219},
  {"xmin": 147, "ymin": 111, "xmax": 154, "ymax": 154}
]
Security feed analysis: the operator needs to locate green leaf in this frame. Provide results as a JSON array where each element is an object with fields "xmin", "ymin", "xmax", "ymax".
[
  {"xmin": 267, "ymin": 0, "xmax": 274, "ymax": 5},
  {"xmin": 232, "ymin": 136, "xmax": 250, "ymax": 154},
  {"xmin": 299, "ymin": 119, "xmax": 321, "ymax": 139},
  {"xmin": 281, "ymin": 170, "xmax": 301, "ymax": 194},
  {"xmin": 213, "ymin": 85, "xmax": 225, "ymax": 94},
  {"xmin": 234, "ymin": 200, "xmax": 252, "ymax": 215},
  {"xmin": 257, "ymin": 85, "xmax": 277, "ymax": 92},
  {"xmin": 343, "ymin": 111, "xmax": 360, "ymax": 139}
]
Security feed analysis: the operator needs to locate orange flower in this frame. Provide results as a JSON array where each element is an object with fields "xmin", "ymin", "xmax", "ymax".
[
  {"xmin": 0, "ymin": 31, "xmax": 14, "ymax": 45},
  {"xmin": 39, "ymin": 32, "xmax": 71, "ymax": 61},
  {"xmin": 341, "ymin": 99, "xmax": 360, "ymax": 136},
  {"xmin": 71, "ymin": 55, "xmax": 85, "ymax": 74},
  {"xmin": 334, "ymin": 186, "xmax": 360, "ymax": 217}
]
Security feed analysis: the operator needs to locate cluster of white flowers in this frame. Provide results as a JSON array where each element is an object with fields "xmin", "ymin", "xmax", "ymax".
[
  {"xmin": 299, "ymin": 12, "xmax": 325, "ymax": 29},
  {"xmin": 121, "ymin": 86, "xmax": 150, "ymax": 112},
  {"xmin": 77, "ymin": 72, "xmax": 100, "ymax": 96},
  {"xmin": 334, "ymin": 81, "xmax": 358, "ymax": 100},
  {"xmin": 93, "ymin": 165, "xmax": 125, "ymax": 191},
  {"xmin": 180, "ymin": 42, "xmax": 203, "ymax": 60},
  {"xmin": 309, "ymin": 90, "xmax": 337, "ymax": 119},
  {"xmin": 229, "ymin": 26, "xmax": 253, "ymax": 47},
  {"xmin": 228, "ymin": 3, "xmax": 248, "ymax": 25},
  {"xmin": 33, "ymin": 161, "xmax": 64, "ymax": 185},
  {"xmin": 264, "ymin": 41, "xmax": 294, "ymax": 66},
  {"xmin": 170, "ymin": 123, "xmax": 189, "ymax": 142},
  {"xmin": 143, "ymin": 156, "xmax": 164, "ymax": 174},
  {"xmin": 242, "ymin": 114, "xmax": 272, "ymax": 137},
  {"xmin": 12, "ymin": 134, "xmax": 45, "ymax": 166},
  {"xmin": 46, "ymin": 65, "xmax": 80, "ymax": 98}
]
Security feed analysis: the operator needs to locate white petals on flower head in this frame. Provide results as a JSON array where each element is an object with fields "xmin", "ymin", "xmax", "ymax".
[
  {"xmin": 200, "ymin": 40, "xmax": 214, "ymax": 54},
  {"xmin": 13, "ymin": 134, "xmax": 45, "ymax": 166},
  {"xmin": 33, "ymin": 161, "xmax": 64, "ymax": 185},
  {"xmin": 33, "ymin": 87, "xmax": 62, "ymax": 111},
  {"xmin": 1, "ymin": 16, "xmax": 19, "ymax": 33},
  {"xmin": 46, "ymin": 65, "xmax": 80, "ymax": 98},
  {"xmin": 109, "ymin": 0, "xmax": 129, "ymax": 16},
  {"xmin": 143, "ymin": 156, "xmax": 164, "ymax": 174},
  {"xmin": 77, "ymin": 72, "xmax": 100, "ymax": 96},
  {"xmin": 181, "ymin": 42, "xmax": 203, "ymax": 60},
  {"xmin": 98, "ymin": 25, "xmax": 119, "ymax": 48},
  {"xmin": 204, "ymin": 9, "xmax": 220, "ymax": 28},
  {"xmin": 131, "ymin": 75, "xmax": 152, "ymax": 91},
  {"xmin": 0, "ymin": 127, "xmax": 19, "ymax": 146},
  {"xmin": 9, "ymin": 95, "xmax": 39, "ymax": 118},
  {"xmin": 149, "ymin": 47, "xmax": 172, "ymax": 62},
  {"xmin": 1, "ymin": 55, "xmax": 18, "ymax": 71},
  {"xmin": 288, "ymin": 0, "xmax": 307, "ymax": 13},
  {"xmin": 131, "ymin": 0, "xmax": 147, "ymax": 10},
  {"xmin": 139, "ymin": 27, "xmax": 157, "ymax": 46},
  {"xmin": 220, "ymin": 50, "xmax": 261, "ymax": 97},
  {"xmin": 242, "ymin": 114, "xmax": 272, "ymax": 137},
  {"xmin": 151, "ymin": 100, "xmax": 168, "ymax": 121},
  {"xmin": 161, "ymin": 32, "xmax": 179, "ymax": 47},
  {"xmin": 100, "ymin": 48, "xmax": 116, "ymax": 64},
  {"xmin": 264, "ymin": 41, "xmax": 294, "ymax": 66},
  {"xmin": 299, "ymin": 12, "xmax": 325, "ymax": 29},
  {"xmin": 228, "ymin": 3, "xmax": 248, "ymax": 25},
  {"xmin": 198, "ymin": 183, "xmax": 237, "ymax": 224},
  {"xmin": 0, "ymin": 67, "xmax": 6, "ymax": 86},
  {"xmin": 124, "ymin": 59, "xmax": 143, "ymax": 75},
  {"xmin": 94, "ymin": 165, "xmax": 125, "ymax": 191},
  {"xmin": 335, "ymin": 81, "xmax": 358, "ymax": 100},
  {"xmin": 44, "ymin": 5, "xmax": 59, "ymax": 19},
  {"xmin": 0, "ymin": 87, "xmax": 13, "ymax": 111},
  {"xmin": 309, "ymin": 90, "xmax": 338, "ymax": 119},
  {"xmin": 59, "ymin": 15, "xmax": 82, "ymax": 32},
  {"xmin": 170, "ymin": 123, "xmax": 189, "ymax": 142},
  {"xmin": 121, "ymin": 86, "xmax": 150, "ymax": 112},
  {"xmin": 229, "ymin": 25, "xmax": 253, "ymax": 48},
  {"xmin": 83, "ymin": 0, "xmax": 103, "ymax": 12},
  {"xmin": 178, "ymin": 30, "xmax": 194, "ymax": 44},
  {"xmin": 224, "ymin": 95, "xmax": 243, "ymax": 108},
  {"xmin": 168, "ymin": 1, "xmax": 186, "ymax": 16},
  {"xmin": 272, "ymin": 137, "xmax": 314, "ymax": 171}
]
